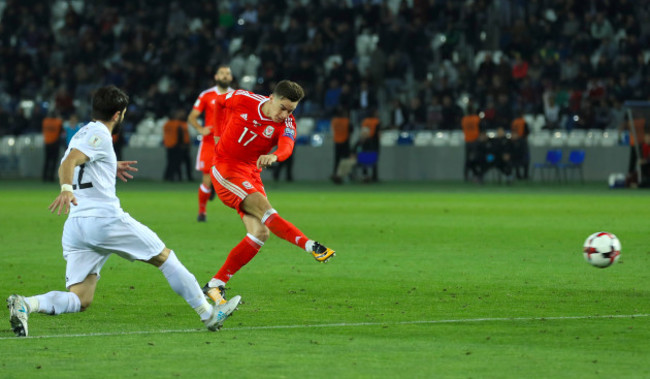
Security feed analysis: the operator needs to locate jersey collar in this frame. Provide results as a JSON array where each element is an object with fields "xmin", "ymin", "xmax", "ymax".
[{"xmin": 258, "ymin": 98, "xmax": 272, "ymax": 121}]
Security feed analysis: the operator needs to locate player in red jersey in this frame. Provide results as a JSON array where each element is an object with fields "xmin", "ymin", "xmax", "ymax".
[
  {"xmin": 187, "ymin": 65, "xmax": 233, "ymax": 222},
  {"xmin": 202, "ymin": 80, "xmax": 336, "ymax": 304}
]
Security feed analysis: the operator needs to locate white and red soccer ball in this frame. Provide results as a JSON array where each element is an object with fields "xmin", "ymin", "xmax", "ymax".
[{"xmin": 583, "ymin": 232, "xmax": 621, "ymax": 268}]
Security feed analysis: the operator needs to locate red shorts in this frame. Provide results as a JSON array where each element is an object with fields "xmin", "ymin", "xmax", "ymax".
[
  {"xmin": 210, "ymin": 161, "xmax": 266, "ymax": 218},
  {"xmin": 195, "ymin": 137, "xmax": 215, "ymax": 174}
]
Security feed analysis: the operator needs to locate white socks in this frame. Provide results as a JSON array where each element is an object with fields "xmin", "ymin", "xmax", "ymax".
[
  {"xmin": 159, "ymin": 250, "xmax": 212, "ymax": 320},
  {"xmin": 304, "ymin": 240, "xmax": 315, "ymax": 253},
  {"xmin": 208, "ymin": 278, "xmax": 226, "ymax": 288},
  {"xmin": 24, "ymin": 251, "xmax": 213, "ymax": 321},
  {"xmin": 30, "ymin": 291, "xmax": 81, "ymax": 315}
]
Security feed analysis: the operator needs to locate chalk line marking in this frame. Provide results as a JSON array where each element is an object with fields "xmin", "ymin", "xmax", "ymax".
[{"xmin": 1, "ymin": 313, "xmax": 648, "ymax": 340}]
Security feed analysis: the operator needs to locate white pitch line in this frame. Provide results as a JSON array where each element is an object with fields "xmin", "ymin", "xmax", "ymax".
[{"xmin": 1, "ymin": 313, "xmax": 648, "ymax": 340}]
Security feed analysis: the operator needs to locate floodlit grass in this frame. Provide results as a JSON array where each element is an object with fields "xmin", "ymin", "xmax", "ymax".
[{"xmin": 0, "ymin": 180, "xmax": 649, "ymax": 378}]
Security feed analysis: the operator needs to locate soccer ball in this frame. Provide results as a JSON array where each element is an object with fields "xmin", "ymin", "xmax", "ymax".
[{"xmin": 583, "ymin": 232, "xmax": 621, "ymax": 268}]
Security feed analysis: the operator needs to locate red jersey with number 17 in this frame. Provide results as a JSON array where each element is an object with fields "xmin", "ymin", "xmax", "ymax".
[{"xmin": 213, "ymin": 90, "xmax": 297, "ymax": 168}]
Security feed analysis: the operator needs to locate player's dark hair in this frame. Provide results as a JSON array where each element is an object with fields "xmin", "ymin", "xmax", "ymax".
[
  {"xmin": 91, "ymin": 85, "xmax": 129, "ymax": 121},
  {"xmin": 273, "ymin": 80, "xmax": 305, "ymax": 102}
]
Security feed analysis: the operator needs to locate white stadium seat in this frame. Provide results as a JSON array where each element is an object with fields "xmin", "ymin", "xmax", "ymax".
[
  {"xmin": 380, "ymin": 130, "xmax": 399, "ymax": 146},
  {"xmin": 532, "ymin": 114, "xmax": 546, "ymax": 133},
  {"xmin": 14, "ymin": 134, "xmax": 35, "ymax": 154},
  {"xmin": 431, "ymin": 131, "xmax": 450, "ymax": 147},
  {"xmin": 584, "ymin": 129, "xmax": 602, "ymax": 147},
  {"xmin": 566, "ymin": 130, "xmax": 586, "ymax": 147},
  {"xmin": 145, "ymin": 134, "xmax": 162, "ymax": 148},
  {"xmin": 136, "ymin": 117, "xmax": 156, "ymax": 135},
  {"xmin": 449, "ymin": 130, "xmax": 464, "ymax": 146},
  {"xmin": 0, "ymin": 135, "xmax": 15, "ymax": 156},
  {"xmin": 129, "ymin": 135, "xmax": 144, "ymax": 147},
  {"xmin": 600, "ymin": 130, "xmax": 618, "ymax": 147},
  {"xmin": 413, "ymin": 131, "xmax": 433, "ymax": 146},
  {"xmin": 296, "ymin": 117, "xmax": 315, "ymax": 135},
  {"xmin": 549, "ymin": 131, "xmax": 566, "ymax": 147},
  {"xmin": 153, "ymin": 118, "xmax": 168, "ymax": 136},
  {"xmin": 529, "ymin": 130, "xmax": 551, "ymax": 147}
]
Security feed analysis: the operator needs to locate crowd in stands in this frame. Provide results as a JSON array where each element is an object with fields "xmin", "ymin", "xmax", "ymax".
[{"xmin": 1, "ymin": 0, "xmax": 650, "ymax": 139}]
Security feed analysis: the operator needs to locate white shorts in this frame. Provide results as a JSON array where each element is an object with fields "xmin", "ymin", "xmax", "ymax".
[{"xmin": 61, "ymin": 213, "xmax": 165, "ymax": 288}]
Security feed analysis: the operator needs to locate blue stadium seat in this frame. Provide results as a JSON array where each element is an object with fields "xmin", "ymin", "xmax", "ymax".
[
  {"xmin": 559, "ymin": 149, "xmax": 586, "ymax": 182},
  {"xmin": 397, "ymin": 132, "xmax": 414, "ymax": 145},
  {"xmin": 532, "ymin": 149, "xmax": 562, "ymax": 182}
]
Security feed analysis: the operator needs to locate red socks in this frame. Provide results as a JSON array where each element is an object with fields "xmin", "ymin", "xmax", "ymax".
[
  {"xmin": 214, "ymin": 234, "xmax": 263, "ymax": 283},
  {"xmin": 262, "ymin": 210, "xmax": 308, "ymax": 250},
  {"xmin": 198, "ymin": 184, "xmax": 210, "ymax": 214},
  {"xmin": 213, "ymin": 210, "xmax": 309, "ymax": 283}
]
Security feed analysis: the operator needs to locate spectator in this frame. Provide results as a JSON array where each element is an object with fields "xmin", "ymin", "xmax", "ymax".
[
  {"xmin": 609, "ymin": 99, "xmax": 626, "ymax": 130},
  {"xmin": 461, "ymin": 102, "xmax": 482, "ymax": 181},
  {"xmin": 384, "ymin": 53, "xmax": 406, "ymax": 98},
  {"xmin": 510, "ymin": 112, "xmax": 530, "ymax": 180},
  {"xmin": 402, "ymin": 97, "xmax": 427, "ymax": 131},
  {"xmin": 0, "ymin": 107, "xmax": 10, "ymax": 136},
  {"xmin": 494, "ymin": 93, "xmax": 513, "ymax": 129},
  {"xmin": 594, "ymin": 99, "xmax": 612, "ymax": 130},
  {"xmin": 426, "ymin": 96, "xmax": 443, "ymax": 130},
  {"xmin": 41, "ymin": 111, "xmax": 63, "ymax": 182},
  {"xmin": 560, "ymin": 56, "xmax": 580, "ymax": 84},
  {"xmin": 10, "ymin": 108, "xmax": 30, "ymax": 136},
  {"xmin": 439, "ymin": 95, "xmax": 463, "ymax": 130},
  {"xmin": 543, "ymin": 92, "xmax": 561, "ymax": 129},
  {"xmin": 591, "ymin": 12, "xmax": 615, "ymax": 42},
  {"xmin": 28, "ymin": 104, "xmax": 45, "ymax": 135},
  {"xmin": 511, "ymin": 53, "xmax": 529, "ymax": 81},
  {"xmin": 354, "ymin": 109, "xmax": 381, "ymax": 183},
  {"xmin": 517, "ymin": 77, "xmax": 541, "ymax": 114},
  {"xmin": 626, "ymin": 133, "xmax": 650, "ymax": 188},
  {"xmin": 575, "ymin": 101, "xmax": 596, "ymax": 130},
  {"xmin": 330, "ymin": 107, "xmax": 351, "ymax": 184},
  {"xmin": 493, "ymin": 127, "xmax": 514, "ymax": 182},
  {"xmin": 355, "ymin": 80, "xmax": 377, "ymax": 118},
  {"xmin": 323, "ymin": 79, "xmax": 342, "ymax": 115},
  {"xmin": 63, "ymin": 114, "xmax": 83, "ymax": 148},
  {"xmin": 561, "ymin": 11, "xmax": 581, "ymax": 40},
  {"xmin": 388, "ymin": 99, "xmax": 407, "ymax": 130},
  {"xmin": 163, "ymin": 109, "xmax": 191, "ymax": 182}
]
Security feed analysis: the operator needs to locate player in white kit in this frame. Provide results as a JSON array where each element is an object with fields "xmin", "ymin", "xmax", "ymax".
[{"xmin": 6, "ymin": 86, "xmax": 241, "ymax": 337}]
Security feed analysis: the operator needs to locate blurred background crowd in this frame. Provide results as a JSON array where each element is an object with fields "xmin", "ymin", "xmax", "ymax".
[{"xmin": 0, "ymin": 0, "xmax": 649, "ymax": 137}]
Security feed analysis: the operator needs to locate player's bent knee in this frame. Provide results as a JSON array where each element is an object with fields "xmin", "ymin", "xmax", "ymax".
[
  {"xmin": 251, "ymin": 228, "xmax": 270, "ymax": 242},
  {"xmin": 146, "ymin": 247, "xmax": 171, "ymax": 267}
]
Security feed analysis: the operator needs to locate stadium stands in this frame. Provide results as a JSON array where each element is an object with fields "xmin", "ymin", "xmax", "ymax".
[{"xmin": 0, "ymin": 1, "xmax": 645, "ymax": 181}]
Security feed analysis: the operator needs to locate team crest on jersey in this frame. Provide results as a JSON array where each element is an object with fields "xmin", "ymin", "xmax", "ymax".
[
  {"xmin": 88, "ymin": 135, "xmax": 102, "ymax": 148},
  {"xmin": 240, "ymin": 113, "xmax": 248, "ymax": 120},
  {"xmin": 263, "ymin": 126, "xmax": 275, "ymax": 138},
  {"xmin": 242, "ymin": 181, "xmax": 253, "ymax": 189}
]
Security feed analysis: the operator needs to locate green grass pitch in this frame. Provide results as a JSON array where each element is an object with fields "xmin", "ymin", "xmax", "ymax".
[{"xmin": 0, "ymin": 180, "xmax": 649, "ymax": 378}]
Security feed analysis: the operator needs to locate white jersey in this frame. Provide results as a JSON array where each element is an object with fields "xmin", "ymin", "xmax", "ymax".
[{"xmin": 61, "ymin": 121, "xmax": 123, "ymax": 218}]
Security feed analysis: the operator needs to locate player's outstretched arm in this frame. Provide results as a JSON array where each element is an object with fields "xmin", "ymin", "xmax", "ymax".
[
  {"xmin": 48, "ymin": 149, "xmax": 89, "ymax": 215},
  {"xmin": 117, "ymin": 160, "xmax": 138, "ymax": 182}
]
